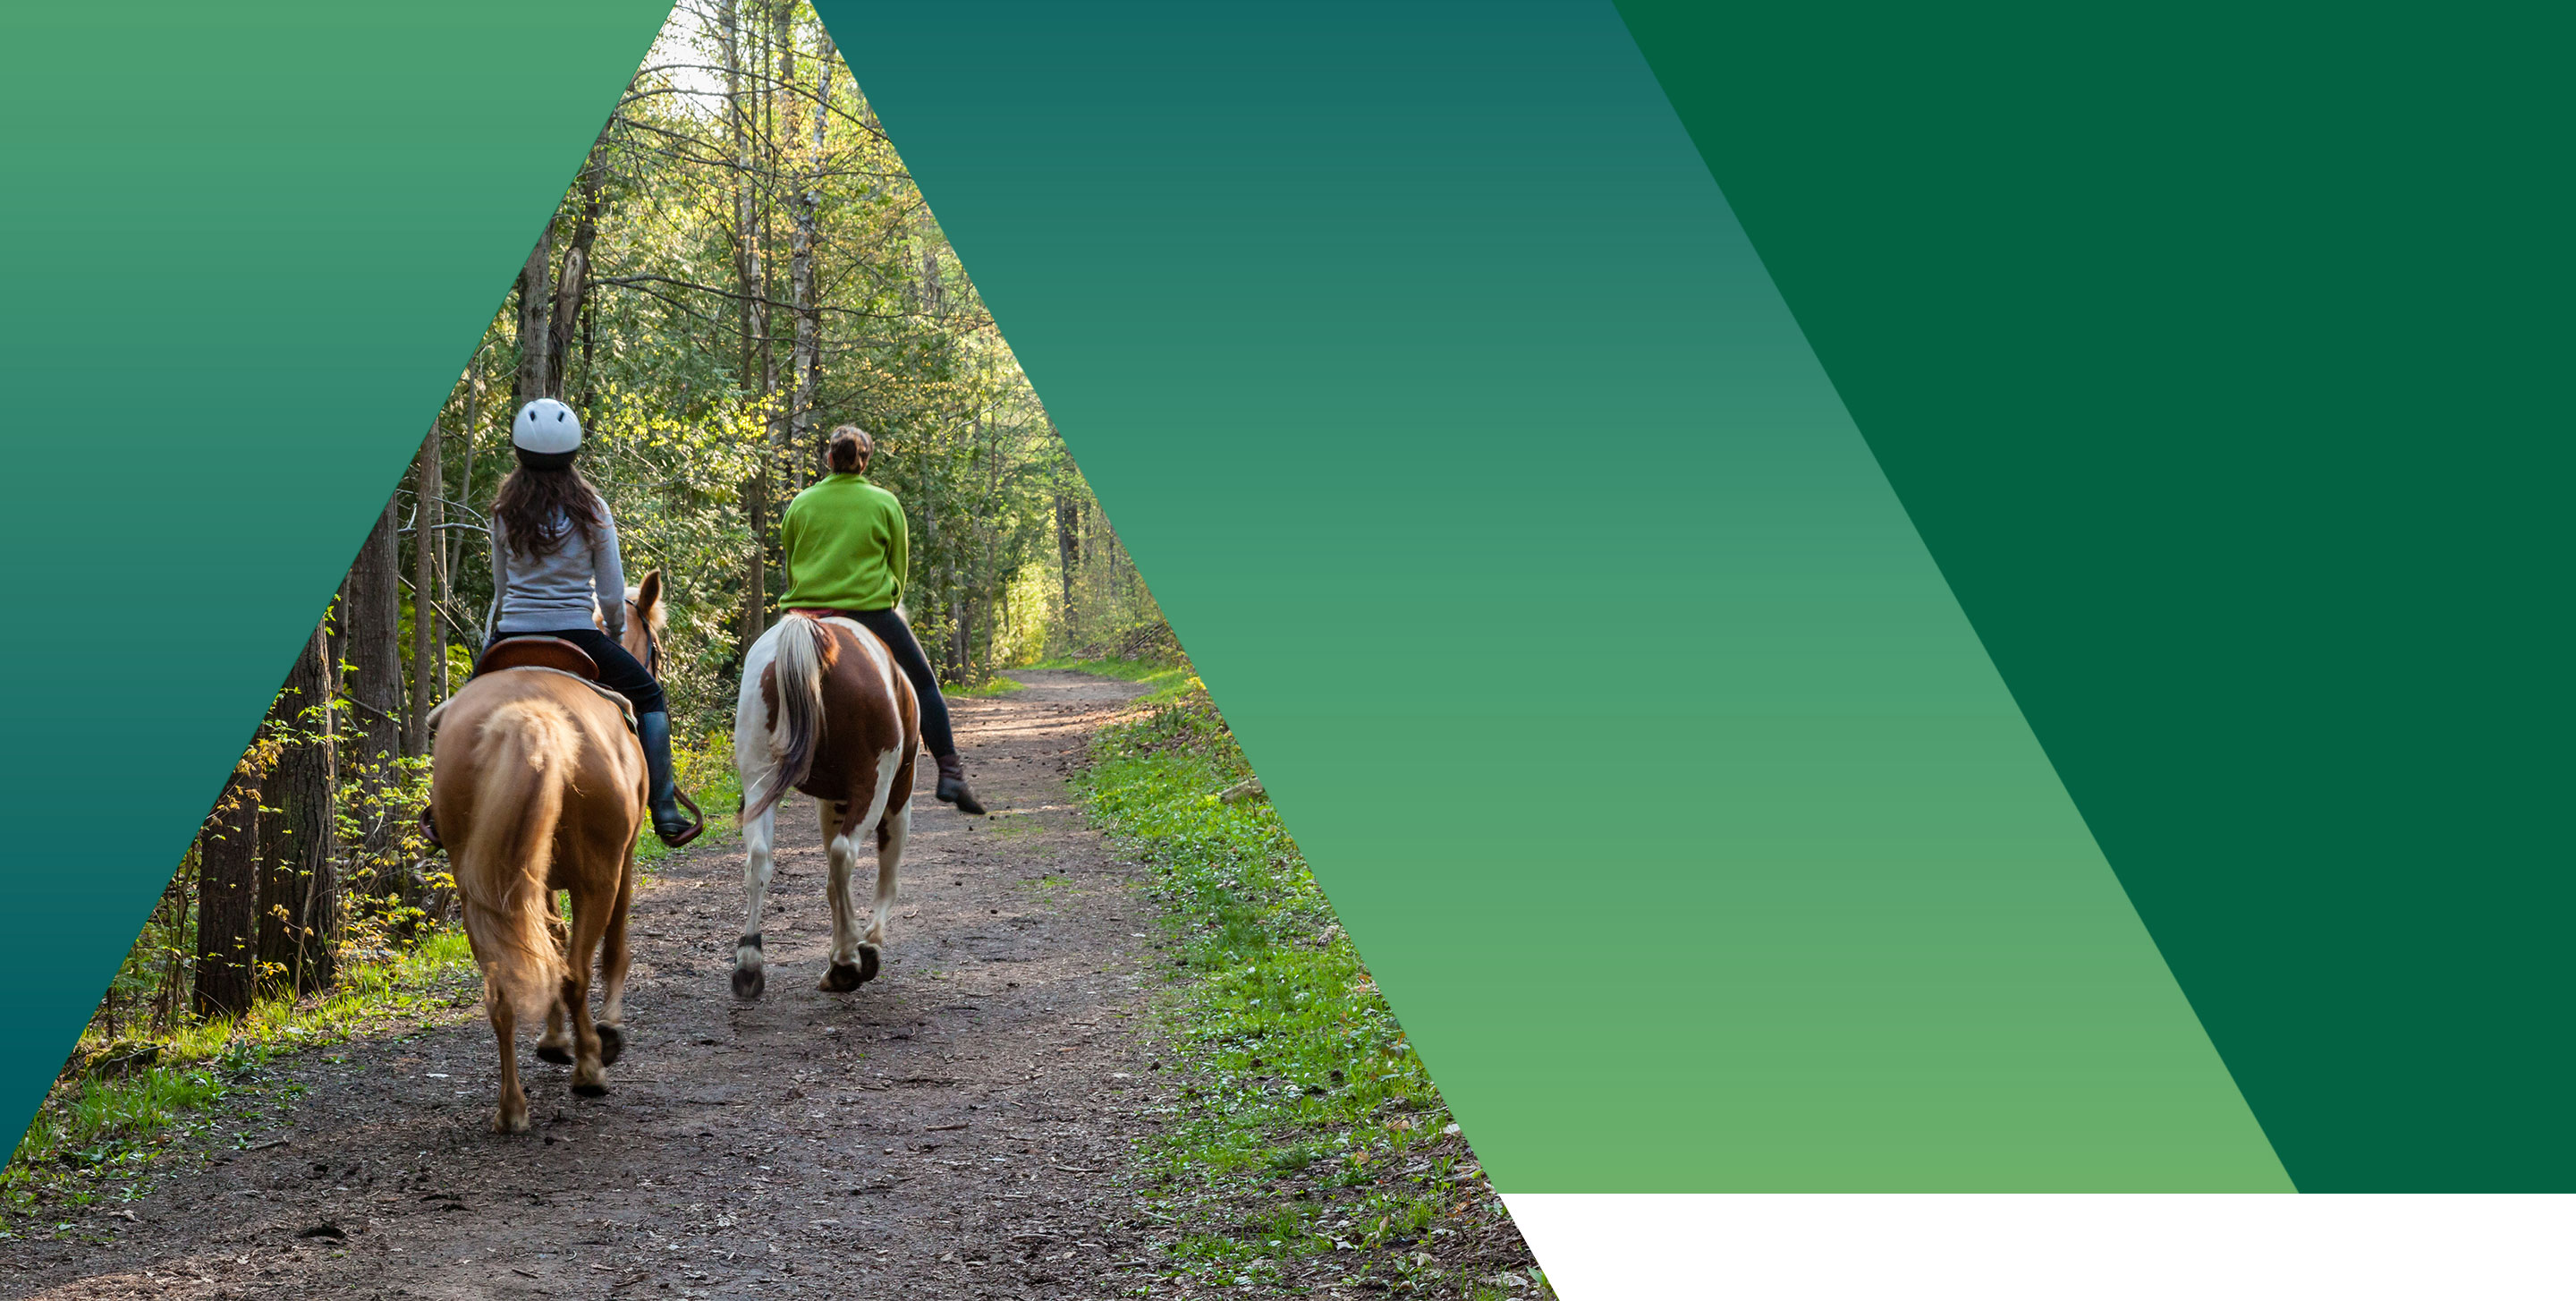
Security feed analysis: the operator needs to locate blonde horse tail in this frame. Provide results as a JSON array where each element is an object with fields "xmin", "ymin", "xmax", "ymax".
[
  {"xmin": 456, "ymin": 698, "xmax": 574, "ymax": 1022},
  {"xmin": 744, "ymin": 615, "xmax": 829, "ymax": 822}
]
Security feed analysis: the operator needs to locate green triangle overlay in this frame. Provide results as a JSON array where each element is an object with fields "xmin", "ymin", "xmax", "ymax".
[
  {"xmin": 1609, "ymin": 1, "xmax": 2571, "ymax": 1189},
  {"xmin": 815, "ymin": 2, "xmax": 2287, "ymax": 1190},
  {"xmin": 0, "ymin": 1, "xmax": 673, "ymax": 1154}
]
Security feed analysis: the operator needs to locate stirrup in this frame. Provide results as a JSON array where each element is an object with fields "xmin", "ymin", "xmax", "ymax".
[{"xmin": 653, "ymin": 789, "xmax": 706, "ymax": 847}]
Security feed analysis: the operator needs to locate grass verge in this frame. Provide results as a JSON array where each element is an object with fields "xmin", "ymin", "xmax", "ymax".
[
  {"xmin": 2, "ymin": 930, "xmax": 482, "ymax": 1230},
  {"xmin": 1076, "ymin": 685, "xmax": 1551, "ymax": 1300}
]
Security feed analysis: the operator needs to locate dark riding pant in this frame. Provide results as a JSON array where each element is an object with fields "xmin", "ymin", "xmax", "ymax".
[
  {"xmin": 486, "ymin": 627, "xmax": 667, "ymax": 717},
  {"xmin": 831, "ymin": 608, "xmax": 956, "ymax": 760}
]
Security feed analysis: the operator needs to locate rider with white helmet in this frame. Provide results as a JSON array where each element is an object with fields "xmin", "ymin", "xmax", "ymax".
[{"xmin": 468, "ymin": 398, "xmax": 697, "ymax": 846}]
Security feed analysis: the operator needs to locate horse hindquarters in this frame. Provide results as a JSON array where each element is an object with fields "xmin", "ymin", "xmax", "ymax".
[{"xmin": 447, "ymin": 695, "xmax": 577, "ymax": 1134}]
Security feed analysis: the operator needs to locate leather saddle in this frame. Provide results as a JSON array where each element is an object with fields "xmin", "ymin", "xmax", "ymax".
[{"xmin": 476, "ymin": 635, "xmax": 600, "ymax": 681}]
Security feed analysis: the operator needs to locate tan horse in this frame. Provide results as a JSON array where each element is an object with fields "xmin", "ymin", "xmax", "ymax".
[
  {"xmin": 729, "ymin": 610, "xmax": 921, "ymax": 999},
  {"xmin": 527, "ymin": 571, "xmax": 680, "ymax": 1067},
  {"xmin": 619, "ymin": 569, "xmax": 668, "ymax": 681},
  {"xmin": 429, "ymin": 576, "xmax": 668, "ymax": 1133}
]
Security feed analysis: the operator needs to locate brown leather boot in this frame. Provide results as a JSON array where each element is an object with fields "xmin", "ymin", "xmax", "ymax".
[{"xmin": 935, "ymin": 753, "xmax": 987, "ymax": 815}]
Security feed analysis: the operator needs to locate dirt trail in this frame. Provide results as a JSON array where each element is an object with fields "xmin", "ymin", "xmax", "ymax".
[{"xmin": 5, "ymin": 671, "xmax": 1182, "ymax": 1300}]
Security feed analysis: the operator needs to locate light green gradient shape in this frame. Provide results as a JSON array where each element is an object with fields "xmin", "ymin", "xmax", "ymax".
[{"xmin": 820, "ymin": 2, "xmax": 2289, "ymax": 1188}]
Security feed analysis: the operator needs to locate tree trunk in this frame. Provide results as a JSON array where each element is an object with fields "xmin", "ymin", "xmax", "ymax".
[
  {"xmin": 407, "ymin": 420, "xmax": 443, "ymax": 758},
  {"xmin": 1055, "ymin": 492, "xmax": 1080, "ymax": 641},
  {"xmin": 448, "ymin": 362, "xmax": 483, "ymax": 657},
  {"xmin": 549, "ymin": 134, "xmax": 609, "ymax": 401},
  {"xmin": 724, "ymin": 0, "xmax": 772, "ymax": 660},
  {"xmin": 342, "ymin": 496, "xmax": 403, "ymax": 896},
  {"xmin": 192, "ymin": 760, "xmax": 260, "ymax": 1020},
  {"xmin": 258, "ymin": 621, "xmax": 338, "ymax": 996},
  {"xmin": 513, "ymin": 232, "xmax": 552, "ymax": 412},
  {"xmin": 739, "ymin": 476, "xmax": 768, "ymax": 658},
  {"xmin": 784, "ymin": 5, "xmax": 822, "ymax": 487}
]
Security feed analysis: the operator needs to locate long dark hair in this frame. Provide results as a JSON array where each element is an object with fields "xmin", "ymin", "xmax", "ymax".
[{"xmin": 492, "ymin": 456, "xmax": 605, "ymax": 559}]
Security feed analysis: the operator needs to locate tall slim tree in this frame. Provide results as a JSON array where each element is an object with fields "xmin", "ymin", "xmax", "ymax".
[
  {"xmin": 340, "ymin": 497, "xmax": 403, "ymax": 898},
  {"xmin": 1055, "ymin": 490, "xmax": 1080, "ymax": 636},
  {"xmin": 784, "ymin": 5, "xmax": 826, "ymax": 485},
  {"xmin": 513, "ymin": 233, "xmax": 553, "ymax": 411},
  {"xmin": 192, "ymin": 758, "xmax": 260, "ymax": 1019},
  {"xmin": 407, "ymin": 420, "xmax": 443, "ymax": 758},
  {"xmin": 549, "ymin": 134, "xmax": 610, "ymax": 401},
  {"xmin": 722, "ymin": 0, "xmax": 771, "ymax": 658},
  {"xmin": 257, "ymin": 622, "xmax": 338, "ymax": 995}
]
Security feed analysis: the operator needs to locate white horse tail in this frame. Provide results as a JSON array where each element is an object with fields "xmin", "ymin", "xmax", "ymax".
[
  {"xmin": 456, "ymin": 698, "xmax": 573, "ymax": 1022},
  {"xmin": 744, "ymin": 614, "xmax": 830, "ymax": 821}
]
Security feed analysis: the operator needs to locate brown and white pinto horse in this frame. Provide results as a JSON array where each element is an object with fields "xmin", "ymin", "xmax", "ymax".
[
  {"xmin": 428, "ymin": 654, "xmax": 646, "ymax": 1133},
  {"xmin": 729, "ymin": 610, "xmax": 921, "ymax": 999}
]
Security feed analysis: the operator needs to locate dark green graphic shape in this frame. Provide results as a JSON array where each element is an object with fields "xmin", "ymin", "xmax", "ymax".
[
  {"xmin": 0, "ymin": 1, "xmax": 670, "ymax": 1155},
  {"xmin": 1611, "ymin": 1, "xmax": 2569, "ymax": 1189},
  {"xmin": 818, "ymin": 2, "xmax": 2288, "ymax": 1189}
]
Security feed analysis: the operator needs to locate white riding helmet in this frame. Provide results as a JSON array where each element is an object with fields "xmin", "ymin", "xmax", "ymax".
[{"xmin": 513, "ymin": 398, "xmax": 583, "ymax": 454}]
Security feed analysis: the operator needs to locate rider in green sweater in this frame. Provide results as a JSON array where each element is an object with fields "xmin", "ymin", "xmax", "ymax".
[{"xmin": 777, "ymin": 425, "xmax": 986, "ymax": 815}]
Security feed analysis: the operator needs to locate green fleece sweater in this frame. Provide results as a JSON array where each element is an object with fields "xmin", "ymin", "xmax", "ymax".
[{"xmin": 777, "ymin": 472, "xmax": 909, "ymax": 611}]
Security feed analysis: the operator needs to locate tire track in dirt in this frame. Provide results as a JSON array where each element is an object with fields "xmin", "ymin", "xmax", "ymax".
[{"xmin": 4, "ymin": 671, "xmax": 1178, "ymax": 1300}]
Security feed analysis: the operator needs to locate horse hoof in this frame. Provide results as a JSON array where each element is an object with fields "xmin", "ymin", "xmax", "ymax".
[
  {"xmin": 571, "ymin": 1075, "xmax": 610, "ymax": 1098},
  {"xmin": 819, "ymin": 962, "xmax": 863, "ymax": 993},
  {"xmin": 492, "ymin": 1110, "xmax": 530, "ymax": 1135},
  {"xmin": 597, "ymin": 1025, "xmax": 626, "ymax": 1067},
  {"xmin": 535, "ymin": 1043, "xmax": 573, "ymax": 1066},
  {"xmin": 732, "ymin": 965, "xmax": 765, "ymax": 1000},
  {"xmin": 857, "ymin": 946, "xmax": 880, "ymax": 984}
]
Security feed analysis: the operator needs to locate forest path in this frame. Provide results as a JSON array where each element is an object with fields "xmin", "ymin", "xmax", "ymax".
[{"xmin": 7, "ymin": 670, "xmax": 1178, "ymax": 1300}]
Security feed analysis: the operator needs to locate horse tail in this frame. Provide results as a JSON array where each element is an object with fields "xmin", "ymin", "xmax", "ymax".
[
  {"xmin": 745, "ymin": 614, "xmax": 829, "ymax": 821},
  {"xmin": 455, "ymin": 697, "xmax": 574, "ymax": 1022}
]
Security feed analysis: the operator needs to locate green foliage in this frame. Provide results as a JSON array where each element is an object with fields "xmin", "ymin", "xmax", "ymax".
[
  {"xmin": 405, "ymin": 2, "xmax": 1142, "ymax": 727},
  {"xmin": 1078, "ymin": 688, "xmax": 1550, "ymax": 1299},
  {"xmin": 635, "ymin": 727, "xmax": 745, "ymax": 868}
]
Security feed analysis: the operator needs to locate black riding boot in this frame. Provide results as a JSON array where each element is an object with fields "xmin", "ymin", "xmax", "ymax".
[
  {"xmin": 639, "ymin": 710, "xmax": 702, "ymax": 846},
  {"xmin": 935, "ymin": 753, "xmax": 987, "ymax": 816}
]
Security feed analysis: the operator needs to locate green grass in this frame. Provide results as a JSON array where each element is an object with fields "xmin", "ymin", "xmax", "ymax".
[
  {"xmin": 1076, "ymin": 686, "xmax": 1550, "ymax": 1300},
  {"xmin": 635, "ymin": 727, "xmax": 745, "ymax": 868},
  {"xmin": 1025, "ymin": 654, "xmax": 1197, "ymax": 704},
  {"xmin": 945, "ymin": 676, "xmax": 1029, "ymax": 698},
  {"xmin": 3, "ymin": 930, "xmax": 481, "ymax": 1227}
]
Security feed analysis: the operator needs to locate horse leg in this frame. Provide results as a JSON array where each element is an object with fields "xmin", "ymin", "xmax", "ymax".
[
  {"xmin": 535, "ymin": 891, "xmax": 572, "ymax": 1064},
  {"xmin": 857, "ymin": 800, "xmax": 910, "ymax": 981},
  {"xmin": 595, "ymin": 846, "xmax": 639, "ymax": 1067},
  {"xmin": 562, "ymin": 882, "xmax": 614, "ymax": 1097},
  {"xmin": 820, "ymin": 799, "xmax": 866, "ymax": 991},
  {"xmin": 488, "ymin": 985, "xmax": 529, "ymax": 1134},
  {"xmin": 733, "ymin": 803, "xmax": 778, "ymax": 999}
]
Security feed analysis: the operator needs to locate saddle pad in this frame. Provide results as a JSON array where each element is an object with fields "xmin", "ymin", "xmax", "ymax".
[{"xmin": 423, "ymin": 667, "xmax": 637, "ymax": 740}]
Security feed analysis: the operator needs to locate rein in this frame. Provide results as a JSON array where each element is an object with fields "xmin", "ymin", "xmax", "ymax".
[{"xmin": 629, "ymin": 600, "xmax": 663, "ymax": 676}]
